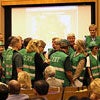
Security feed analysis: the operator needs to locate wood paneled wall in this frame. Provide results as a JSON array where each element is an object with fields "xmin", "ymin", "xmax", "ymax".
[
  {"xmin": 1, "ymin": 0, "xmax": 97, "ymax": 6},
  {"xmin": 97, "ymin": 0, "xmax": 100, "ymax": 35},
  {"xmin": 0, "ymin": 0, "xmax": 4, "ymax": 41}
]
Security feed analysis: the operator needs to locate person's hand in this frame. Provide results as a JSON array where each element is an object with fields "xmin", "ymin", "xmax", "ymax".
[
  {"xmin": 90, "ymin": 76, "xmax": 94, "ymax": 82},
  {"xmin": 44, "ymin": 58, "xmax": 50, "ymax": 64}
]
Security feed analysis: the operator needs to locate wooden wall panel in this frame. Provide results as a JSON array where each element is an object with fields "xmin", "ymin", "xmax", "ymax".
[
  {"xmin": 0, "ymin": 0, "xmax": 4, "ymax": 41},
  {"xmin": 97, "ymin": 0, "xmax": 100, "ymax": 35},
  {"xmin": 1, "ymin": 0, "xmax": 97, "ymax": 6}
]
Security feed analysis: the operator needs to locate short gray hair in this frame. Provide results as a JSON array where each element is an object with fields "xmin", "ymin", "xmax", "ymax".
[{"xmin": 44, "ymin": 66, "xmax": 56, "ymax": 77}]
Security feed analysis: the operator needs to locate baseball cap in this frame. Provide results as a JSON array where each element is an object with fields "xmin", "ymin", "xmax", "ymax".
[{"xmin": 60, "ymin": 39, "xmax": 70, "ymax": 48}]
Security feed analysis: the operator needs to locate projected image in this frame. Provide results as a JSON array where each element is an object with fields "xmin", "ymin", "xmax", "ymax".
[{"xmin": 12, "ymin": 5, "xmax": 91, "ymax": 50}]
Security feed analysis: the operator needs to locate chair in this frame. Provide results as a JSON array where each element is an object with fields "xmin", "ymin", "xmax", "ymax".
[
  {"xmin": 20, "ymin": 89, "xmax": 36, "ymax": 99},
  {"xmin": 78, "ymin": 86, "xmax": 88, "ymax": 91},
  {"xmin": 46, "ymin": 87, "xmax": 63, "ymax": 100},
  {"xmin": 63, "ymin": 90, "xmax": 90, "ymax": 100},
  {"xmin": 64, "ymin": 86, "xmax": 88, "ymax": 92},
  {"xmin": 64, "ymin": 86, "xmax": 79, "ymax": 92}
]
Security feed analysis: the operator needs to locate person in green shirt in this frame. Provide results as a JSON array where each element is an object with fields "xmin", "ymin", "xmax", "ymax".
[
  {"xmin": 21, "ymin": 39, "xmax": 49, "ymax": 87},
  {"xmin": 50, "ymin": 39, "xmax": 73, "ymax": 87},
  {"xmin": 67, "ymin": 33, "xmax": 76, "ymax": 56},
  {"xmin": 85, "ymin": 24, "xmax": 100, "ymax": 52},
  {"xmin": 70, "ymin": 39, "xmax": 87, "ymax": 86},
  {"xmin": 2, "ymin": 37, "xmax": 23, "ymax": 83},
  {"xmin": 86, "ymin": 41, "xmax": 100, "ymax": 84}
]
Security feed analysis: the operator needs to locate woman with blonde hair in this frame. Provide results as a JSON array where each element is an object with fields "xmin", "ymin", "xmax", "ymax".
[
  {"xmin": 34, "ymin": 40, "xmax": 49, "ymax": 81},
  {"xmin": 17, "ymin": 71, "xmax": 32, "ymax": 89},
  {"xmin": 26, "ymin": 39, "xmax": 39, "ymax": 53},
  {"xmin": 22, "ymin": 39, "xmax": 49, "ymax": 87},
  {"xmin": 89, "ymin": 78, "xmax": 100, "ymax": 100},
  {"xmin": 70, "ymin": 39, "xmax": 87, "ymax": 86},
  {"xmin": 20, "ymin": 39, "xmax": 39, "ymax": 87}
]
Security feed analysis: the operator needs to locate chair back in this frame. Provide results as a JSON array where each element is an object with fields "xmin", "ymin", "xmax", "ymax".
[
  {"xmin": 63, "ymin": 90, "xmax": 90, "ymax": 100},
  {"xmin": 46, "ymin": 87, "xmax": 63, "ymax": 100},
  {"xmin": 20, "ymin": 89, "xmax": 36, "ymax": 99},
  {"xmin": 64, "ymin": 86, "xmax": 79, "ymax": 92}
]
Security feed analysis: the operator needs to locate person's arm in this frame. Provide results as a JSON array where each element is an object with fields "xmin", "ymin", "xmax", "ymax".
[
  {"xmin": 87, "ymin": 67, "xmax": 93, "ymax": 81},
  {"xmin": 64, "ymin": 56, "xmax": 73, "ymax": 83},
  {"xmin": 12, "ymin": 51, "xmax": 23, "ymax": 80},
  {"xmin": 86, "ymin": 56, "xmax": 93, "ymax": 81},
  {"xmin": 73, "ymin": 59, "xmax": 85, "ymax": 81},
  {"xmin": 13, "ymin": 51, "xmax": 23, "ymax": 73},
  {"xmin": 66, "ymin": 71, "xmax": 73, "ymax": 84},
  {"xmin": 35, "ymin": 53, "xmax": 49, "ymax": 71}
]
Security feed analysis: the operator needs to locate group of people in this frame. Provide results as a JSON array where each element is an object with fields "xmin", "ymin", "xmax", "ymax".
[
  {"xmin": 0, "ymin": 77, "xmax": 100, "ymax": 100},
  {"xmin": 0, "ymin": 24, "xmax": 100, "ymax": 99},
  {"xmin": 0, "ymin": 79, "xmax": 49, "ymax": 100}
]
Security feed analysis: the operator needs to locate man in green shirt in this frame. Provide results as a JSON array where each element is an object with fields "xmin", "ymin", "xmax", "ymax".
[
  {"xmin": 85, "ymin": 24, "xmax": 100, "ymax": 52},
  {"xmin": 50, "ymin": 39, "xmax": 73, "ymax": 87},
  {"xmin": 2, "ymin": 37, "xmax": 23, "ymax": 83}
]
